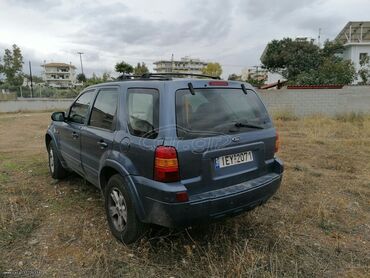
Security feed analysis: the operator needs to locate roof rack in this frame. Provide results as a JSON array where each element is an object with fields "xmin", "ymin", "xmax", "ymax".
[
  {"xmin": 116, "ymin": 72, "xmax": 221, "ymax": 81},
  {"xmin": 142, "ymin": 72, "xmax": 221, "ymax": 80}
]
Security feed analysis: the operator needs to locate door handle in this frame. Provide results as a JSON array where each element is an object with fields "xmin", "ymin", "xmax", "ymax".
[
  {"xmin": 72, "ymin": 132, "xmax": 79, "ymax": 139},
  {"xmin": 97, "ymin": 141, "xmax": 108, "ymax": 149}
]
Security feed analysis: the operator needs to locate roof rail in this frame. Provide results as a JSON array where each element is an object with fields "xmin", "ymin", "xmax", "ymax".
[
  {"xmin": 116, "ymin": 74, "xmax": 171, "ymax": 81},
  {"xmin": 115, "ymin": 72, "xmax": 221, "ymax": 81},
  {"xmin": 142, "ymin": 72, "xmax": 221, "ymax": 80}
]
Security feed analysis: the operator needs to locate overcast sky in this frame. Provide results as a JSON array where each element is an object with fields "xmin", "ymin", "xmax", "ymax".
[{"xmin": 0, "ymin": 0, "xmax": 369, "ymax": 78}]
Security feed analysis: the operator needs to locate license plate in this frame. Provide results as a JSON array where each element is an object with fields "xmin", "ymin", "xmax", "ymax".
[{"xmin": 215, "ymin": 151, "xmax": 253, "ymax": 169}]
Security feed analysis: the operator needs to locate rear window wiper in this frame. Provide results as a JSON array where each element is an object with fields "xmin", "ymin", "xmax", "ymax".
[{"xmin": 234, "ymin": 122, "xmax": 264, "ymax": 129}]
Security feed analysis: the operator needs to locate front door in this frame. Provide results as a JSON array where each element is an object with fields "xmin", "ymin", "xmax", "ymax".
[{"xmin": 58, "ymin": 90, "xmax": 96, "ymax": 175}]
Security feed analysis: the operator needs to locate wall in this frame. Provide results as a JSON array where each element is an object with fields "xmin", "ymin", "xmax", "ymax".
[
  {"xmin": 1, "ymin": 87, "xmax": 370, "ymax": 116},
  {"xmin": 257, "ymin": 86, "xmax": 370, "ymax": 117},
  {"xmin": 0, "ymin": 98, "xmax": 73, "ymax": 113}
]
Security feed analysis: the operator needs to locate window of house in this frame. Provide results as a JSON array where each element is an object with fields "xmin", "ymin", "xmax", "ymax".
[
  {"xmin": 89, "ymin": 88, "xmax": 119, "ymax": 131},
  {"xmin": 68, "ymin": 90, "xmax": 95, "ymax": 124},
  {"xmin": 359, "ymin": 53, "xmax": 368, "ymax": 62},
  {"xmin": 127, "ymin": 88, "xmax": 159, "ymax": 138}
]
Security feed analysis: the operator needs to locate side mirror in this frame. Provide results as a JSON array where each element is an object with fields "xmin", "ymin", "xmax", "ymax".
[{"xmin": 51, "ymin": 112, "xmax": 65, "ymax": 122}]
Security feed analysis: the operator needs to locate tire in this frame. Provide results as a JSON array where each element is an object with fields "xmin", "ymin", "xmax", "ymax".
[
  {"xmin": 48, "ymin": 140, "xmax": 67, "ymax": 180},
  {"xmin": 104, "ymin": 174, "xmax": 146, "ymax": 244}
]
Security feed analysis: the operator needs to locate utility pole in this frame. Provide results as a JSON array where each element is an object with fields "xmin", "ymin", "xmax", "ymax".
[
  {"xmin": 253, "ymin": 65, "xmax": 260, "ymax": 79},
  {"xmin": 318, "ymin": 28, "xmax": 322, "ymax": 48},
  {"xmin": 29, "ymin": 61, "xmax": 34, "ymax": 98},
  {"xmin": 77, "ymin": 52, "xmax": 84, "ymax": 74},
  {"xmin": 171, "ymin": 54, "xmax": 174, "ymax": 73}
]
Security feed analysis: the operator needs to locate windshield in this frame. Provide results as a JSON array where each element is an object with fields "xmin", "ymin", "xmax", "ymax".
[{"xmin": 176, "ymin": 88, "xmax": 272, "ymax": 139}]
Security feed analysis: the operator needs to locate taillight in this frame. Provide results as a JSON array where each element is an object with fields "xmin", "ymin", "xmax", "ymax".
[
  {"xmin": 154, "ymin": 146, "xmax": 180, "ymax": 182},
  {"xmin": 275, "ymin": 132, "xmax": 280, "ymax": 153}
]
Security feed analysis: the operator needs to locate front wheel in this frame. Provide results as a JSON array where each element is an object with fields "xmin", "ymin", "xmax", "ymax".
[
  {"xmin": 104, "ymin": 174, "xmax": 146, "ymax": 244},
  {"xmin": 48, "ymin": 141, "xmax": 67, "ymax": 179}
]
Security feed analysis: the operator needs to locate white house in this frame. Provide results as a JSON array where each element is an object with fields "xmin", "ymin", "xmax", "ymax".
[
  {"xmin": 336, "ymin": 21, "xmax": 370, "ymax": 84},
  {"xmin": 41, "ymin": 62, "xmax": 77, "ymax": 88},
  {"xmin": 154, "ymin": 56, "xmax": 208, "ymax": 74}
]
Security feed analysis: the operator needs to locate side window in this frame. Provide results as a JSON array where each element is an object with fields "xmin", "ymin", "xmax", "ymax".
[
  {"xmin": 127, "ymin": 88, "xmax": 159, "ymax": 139},
  {"xmin": 69, "ymin": 90, "xmax": 95, "ymax": 124},
  {"xmin": 89, "ymin": 88, "xmax": 119, "ymax": 131}
]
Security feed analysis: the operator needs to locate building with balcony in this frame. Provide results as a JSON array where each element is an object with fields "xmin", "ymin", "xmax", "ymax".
[
  {"xmin": 241, "ymin": 67, "xmax": 268, "ymax": 82},
  {"xmin": 336, "ymin": 21, "xmax": 370, "ymax": 84},
  {"xmin": 41, "ymin": 62, "xmax": 77, "ymax": 88},
  {"xmin": 153, "ymin": 56, "xmax": 208, "ymax": 74}
]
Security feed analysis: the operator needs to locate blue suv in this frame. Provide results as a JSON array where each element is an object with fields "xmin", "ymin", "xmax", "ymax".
[{"xmin": 45, "ymin": 73, "xmax": 283, "ymax": 243}]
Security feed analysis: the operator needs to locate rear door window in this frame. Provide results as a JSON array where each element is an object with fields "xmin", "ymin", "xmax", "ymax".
[
  {"xmin": 127, "ymin": 88, "xmax": 159, "ymax": 139},
  {"xmin": 89, "ymin": 88, "xmax": 119, "ymax": 131}
]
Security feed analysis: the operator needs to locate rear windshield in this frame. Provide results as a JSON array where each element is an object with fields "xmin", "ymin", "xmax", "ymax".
[{"xmin": 176, "ymin": 88, "xmax": 272, "ymax": 139}]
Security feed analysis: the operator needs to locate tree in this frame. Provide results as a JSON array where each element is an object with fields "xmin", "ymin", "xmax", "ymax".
[
  {"xmin": 261, "ymin": 38, "xmax": 356, "ymax": 85},
  {"xmin": 115, "ymin": 61, "xmax": 133, "ymax": 75},
  {"xmin": 23, "ymin": 74, "xmax": 43, "ymax": 83},
  {"xmin": 102, "ymin": 72, "xmax": 111, "ymax": 82},
  {"xmin": 246, "ymin": 77, "xmax": 266, "ymax": 88},
  {"xmin": 76, "ymin": 73, "xmax": 86, "ymax": 83},
  {"xmin": 134, "ymin": 62, "xmax": 149, "ymax": 76},
  {"xmin": 0, "ymin": 56, "xmax": 3, "ymax": 74},
  {"xmin": 295, "ymin": 58, "xmax": 356, "ymax": 85},
  {"xmin": 228, "ymin": 73, "xmax": 242, "ymax": 80},
  {"xmin": 83, "ymin": 72, "xmax": 110, "ymax": 87},
  {"xmin": 358, "ymin": 54, "xmax": 370, "ymax": 85},
  {"xmin": 261, "ymin": 38, "xmax": 320, "ymax": 80},
  {"xmin": 2, "ymin": 44, "xmax": 24, "ymax": 86},
  {"xmin": 202, "ymin": 63, "xmax": 222, "ymax": 77}
]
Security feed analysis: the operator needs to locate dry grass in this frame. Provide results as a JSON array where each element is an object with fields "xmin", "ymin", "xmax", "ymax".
[{"xmin": 0, "ymin": 112, "xmax": 369, "ymax": 277}]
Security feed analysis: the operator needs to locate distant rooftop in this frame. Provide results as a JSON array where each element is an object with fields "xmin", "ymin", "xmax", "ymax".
[
  {"xmin": 336, "ymin": 21, "xmax": 370, "ymax": 44},
  {"xmin": 41, "ymin": 62, "xmax": 76, "ymax": 69},
  {"xmin": 154, "ymin": 56, "xmax": 207, "ymax": 64}
]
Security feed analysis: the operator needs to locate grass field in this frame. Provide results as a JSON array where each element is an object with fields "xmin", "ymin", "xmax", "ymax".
[{"xmin": 0, "ymin": 112, "xmax": 369, "ymax": 277}]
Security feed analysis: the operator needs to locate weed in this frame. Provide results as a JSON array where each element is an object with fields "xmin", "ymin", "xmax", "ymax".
[
  {"xmin": 273, "ymin": 109, "xmax": 298, "ymax": 121},
  {"xmin": 0, "ymin": 112, "xmax": 369, "ymax": 277},
  {"xmin": 335, "ymin": 112, "xmax": 366, "ymax": 123}
]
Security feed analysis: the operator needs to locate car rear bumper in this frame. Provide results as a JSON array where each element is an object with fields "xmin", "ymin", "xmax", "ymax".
[{"xmin": 133, "ymin": 158, "xmax": 283, "ymax": 228}]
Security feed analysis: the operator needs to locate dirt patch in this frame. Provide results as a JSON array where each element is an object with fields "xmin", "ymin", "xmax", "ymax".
[{"xmin": 0, "ymin": 112, "xmax": 369, "ymax": 277}]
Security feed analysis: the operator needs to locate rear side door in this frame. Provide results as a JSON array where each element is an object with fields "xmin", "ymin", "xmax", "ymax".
[
  {"xmin": 80, "ymin": 87, "xmax": 119, "ymax": 184},
  {"xmin": 58, "ymin": 90, "xmax": 96, "ymax": 175}
]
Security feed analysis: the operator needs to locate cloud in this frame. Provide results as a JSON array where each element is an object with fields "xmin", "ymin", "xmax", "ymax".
[
  {"xmin": 0, "ymin": 0, "xmax": 369, "ymax": 78},
  {"xmin": 240, "ymin": 0, "xmax": 323, "ymax": 20},
  {"xmin": 72, "ymin": 0, "xmax": 233, "ymax": 50}
]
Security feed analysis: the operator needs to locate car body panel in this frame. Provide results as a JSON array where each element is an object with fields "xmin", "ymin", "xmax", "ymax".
[{"xmin": 46, "ymin": 78, "xmax": 284, "ymax": 227}]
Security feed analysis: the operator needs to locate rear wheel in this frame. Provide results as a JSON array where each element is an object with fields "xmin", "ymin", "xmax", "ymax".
[
  {"xmin": 48, "ymin": 141, "xmax": 67, "ymax": 179},
  {"xmin": 104, "ymin": 174, "xmax": 146, "ymax": 244}
]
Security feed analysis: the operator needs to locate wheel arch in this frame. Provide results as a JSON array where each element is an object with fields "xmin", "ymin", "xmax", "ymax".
[
  {"xmin": 45, "ymin": 133, "xmax": 53, "ymax": 150},
  {"xmin": 99, "ymin": 160, "xmax": 146, "ymax": 220}
]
